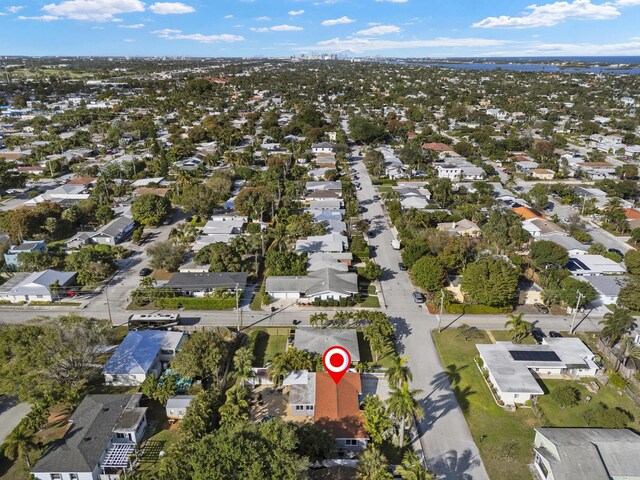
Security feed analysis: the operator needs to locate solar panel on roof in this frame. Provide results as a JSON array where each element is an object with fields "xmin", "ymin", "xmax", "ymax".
[
  {"xmin": 567, "ymin": 259, "xmax": 588, "ymax": 271},
  {"xmin": 509, "ymin": 350, "xmax": 562, "ymax": 362}
]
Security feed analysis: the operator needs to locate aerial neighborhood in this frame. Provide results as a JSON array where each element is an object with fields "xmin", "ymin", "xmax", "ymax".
[{"xmin": 0, "ymin": 53, "xmax": 640, "ymax": 480}]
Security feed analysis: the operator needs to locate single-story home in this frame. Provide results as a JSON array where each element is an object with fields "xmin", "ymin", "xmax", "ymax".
[
  {"xmin": 91, "ymin": 216, "xmax": 136, "ymax": 245},
  {"xmin": 533, "ymin": 428, "xmax": 640, "ymax": 480},
  {"xmin": 166, "ymin": 395, "xmax": 195, "ymax": 420},
  {"xmin": 529, "ymin": 169, "xmax": 556, "ymax": 180},
  {"xmin": 523, "ymin": 218, "xmax": 566, "ymax": 237},
  {"xmin": 307, "ymin": 252, "xmax": 352, "ymax": 272},
  {"xmin": 567, "ymin": 255, "xmax": 626, "ymax": 276},
  {"xmin": 0, "ymin": 270, "xmax": 76, "ymax": 303},
  {"xmin": 165, "ymin": 271, "xmax": 247, "ymax": 297},
  {"xmin": 293, "ymin": 327, "xmax": 361, "ymax": 362},
  {"xmin": 437, "ymin": 219, "xmax": 481, "ymax": 237},
  {"xmin": 104, "ymin": 330, "xmax": 186, "ymax": 386},
  {"xmin": 580, "ymin": 275, "xmax": 627, "ymax": 306},
  {"xmin": 31, "ymin": 394, "xmax": 147, "ymax": 480},
  {"xmin": 295, "ymin": 233, "xmax": 348, "ymax": 254},
  {"xmin": 477, "ymin": 339, "xmax": 599, "ymax": 406},
  {"xmin": 518, "ymin": 280, "xmax": 544, "ymax": 305},
  {"xmin": 266, "ymin": 268, "xmax": 358, "ymax": 302},
  {"xmin": 3, "ymin": 240, "xmax": 46, "ymax": 268}
]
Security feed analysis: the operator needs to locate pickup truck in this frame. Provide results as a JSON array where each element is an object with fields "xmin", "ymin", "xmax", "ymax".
[{"xmin": 391, "ymin": 239, "xmax": 401, "ymax": 250}]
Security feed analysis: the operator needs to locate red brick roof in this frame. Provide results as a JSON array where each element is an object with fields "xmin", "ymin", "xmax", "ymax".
[
  {"xmin": 314, "ymin": 372, "xmax": 367, "ymax": 439},
  {"xmin": 513, "ymin": 206, "xmax": 546, "ymax": 220},
  {"xmin": 624, "ymin": 209, "xmax": 640, "ymax": 221},
  {"xmin": 66, "ymin": 177, "xmax": 96, "ymax": 185},
  {"xmin": 422, "ymin": 142, "xmax": 453, "ymax": 152}
]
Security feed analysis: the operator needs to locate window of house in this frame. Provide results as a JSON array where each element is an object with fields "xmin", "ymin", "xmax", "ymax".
[
  {"xmin": 70, "ymin": 474, "xmax": 79, "ymax": 480},
  {"xmin": 51, "ymin": 475, "xmax": 62, "ymax": 480},
  {"xmin": 116, "ymin": 432, "xmax": 127, "ymax": 439},
  {"xmin": 306, "ymin": 405, "xmax": 314, "ymax": 411},
  {"xmin": 161, "ymin": 349, "xmax": 174, "ymax": 355},
  {"xmin": 295, "ymin": 405, "xmax": 304, "ymax": 411},
  {"xmin": 345, "ymin": 439, "xmax": 357, "ymax": 446}
]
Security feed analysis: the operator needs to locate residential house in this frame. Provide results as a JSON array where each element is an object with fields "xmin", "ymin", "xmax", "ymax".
[
  {"xmin": 296, "ymin": 233, "xmax": 348, "ymax": 254},
  {"xmin": 513, "ymin": 206, "xmax": 546, "ymax": 221},
  {"xmin": 477, "ymin": 339, "xmax": 599, "ymax": 406},
  {"xmin": 437, "ymin": 219, "xmax": 481, "ymax": 237},
  {"xmin": 307, "ymin": 252, "xmax": 352, "ymax": 272},
  {"xmin": 576, "ymin": 162, "xmax": 617, "ymax": 180},
  {"xmin": 166, "ymin": 395, "xmax": 195, "ymax": 420},
  {"xmin": 580, "ymin": 276, "xmax": 627, "ymax": 306},
  {"xmin": 0, "ymin": 270, "xmax": 76, "ymax": 303},
  {"xmin": 311, "ymin": 142, "xmax": 335, "ymax": 154},
  {"xmin": 165, "ymin": 272, "xmax": 248, "ymax": 297},
  {"xmin": 446, "ymin": 276, "xmax": 464, "ymax": 302},
  {"xmin": 31, "ymin": 394, "xmax": 147, "ymax": 480},
  {"xmin": 3, "ymin": 240, "xmax": 46, "ymax": 269},
  {"xmin": 518, "ymin": 280, "xmax": 544, "ymax": 305},
  {"xmin": 266, "ymin": 268, "xmax": 358, "ymax": 302},
  {"xmin": 544, "ymin": 234, "xmax": 589, "ymax": 257},
  {"xmin": 533, "ymin": 428, "xmax": 640, "ymax": 480},
  {"xmin": 25, "ymin": 184, "xmax": 90, "ymax": 206},
  {"xmin": 305, "ymin": 181, "xmax": 342, "ymax": 192},
  {"xmin": 293, "ymin": 327, "xmax": 360, "ymax": 362},
  {"xmin": 90, "ymin": 216, "xmax": 135, "ymax": 245},
  {"xmin": 523, "ymin": 218, "xmax": 567, "ymax": 238},
  {"xmin": 103, "ymin": 330, "xmax": 187, "ymax": 386},
  {"xmin": 529, "ymin": 169, "xmax": 555, "ymax": 180},
  {"xmin": 567, "ymin": 255, "xmax": 626, "ymax": 276}
]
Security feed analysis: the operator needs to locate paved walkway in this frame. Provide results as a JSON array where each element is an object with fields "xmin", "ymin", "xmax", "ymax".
[{"xmin": 0, "ymin": 397, "xmax": 31, "ymax": 445}]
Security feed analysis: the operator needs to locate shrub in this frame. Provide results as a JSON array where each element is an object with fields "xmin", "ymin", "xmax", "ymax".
[
  {"xmin": 607, "ymin": 371, "xmax": 627, "ymax": 389},
  {"xmin": 583, "ymin": 402, "xmax": 634, "ymax": 428},
  {"xmin": 155, "ymin": 296, "xmax": 236, "ymax": 310},
  {"xmin": 447, "ymin": 304, "xmax": 513, "ymax": 314},
  {"xmin": 550, "ymin": 384, "xmax": 580, "ymax": 408}
]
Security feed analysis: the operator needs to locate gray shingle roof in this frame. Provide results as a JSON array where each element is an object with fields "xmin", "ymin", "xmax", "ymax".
[
  {"xmin": 294, "ymin": 327, "xmax": 360, "ymax": 362},
  {"xmin": 166, "ymin": 272, "xmax": 248, "ymax": 290}
]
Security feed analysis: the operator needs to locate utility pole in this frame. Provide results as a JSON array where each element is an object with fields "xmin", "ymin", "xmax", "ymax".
[
  {"xmin": 235, "ymin": 283, "xmax": 240, "ymax": 331},
  {"xmin": 569, "ymin": 290, "xmax": 584, "ymax": 334},
  {"xmin": 437, "ymin": 289, "xmax": 445, "ymax": 333},
  {"xmin": 105, "ymin": 280, "xmax": 113, "ymax": 326}
]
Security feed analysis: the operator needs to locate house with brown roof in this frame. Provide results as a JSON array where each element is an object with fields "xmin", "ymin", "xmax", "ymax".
[
  {"xmin": 529, "ymin": 168, "xmax": 555, "ymax": 180},
  {"xmin": 513, "ymin": 206, "xmax": 546, "ymax": 221},
  {"xmin": 422, "ymin": 142, "xmax": 453, "ymax": 153}
]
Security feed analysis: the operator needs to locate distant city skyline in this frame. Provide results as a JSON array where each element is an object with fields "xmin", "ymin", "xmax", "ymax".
[{"xmin": 2, "ymin": 0, "xmax": 640, "ymax": 57}]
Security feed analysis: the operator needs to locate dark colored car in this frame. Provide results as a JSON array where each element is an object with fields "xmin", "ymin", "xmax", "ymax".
[
  {"xmin": 549, "ymin": 331, "xmax": 563, "ymax": 338},
  {"xmin": 139, "ymin": 267, "xmax": 153, "ymax": 277},
  {"xmin": 412, "ymin": 292, "xmax": 426, "ymax": 303},
  {"xmin": 398, "ymin": 263, "xmax": 407, "ymax": 271},
  {"xmin": 368, "ymin": 231, "xmax": 376, "ymax": 238},
  {"xmin": 608, "ymin": 248, "xmax": 624, "ymax": 258},
  {"xmin": 534, "ymin": 303, "xmax": 550, "ymax": 314}
]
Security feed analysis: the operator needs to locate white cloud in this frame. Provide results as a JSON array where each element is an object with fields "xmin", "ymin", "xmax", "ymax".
[
  {"xmin": 321, "ymin": 16, "xmax": 355, "ymax": 26},
  {"xmin": 123, "ymin": 38, "xmax": 135, "ymax": 42},
  {"xmin": 250, "ymin": 27, "xmax": 270, "ymax": 32},
  {"xmin": 375, "ymin": 0, "xmax": 408, "ymax": 3},
  {"xmin": 289, "ymin": 9, "xmax": 305, "ymax": 16},
  {"xmin": 18, "ymin": 14, "xmax": 60, "ymax": 21},
  {"xmin": 301, "ymin": 36, "xmax": 508, "ymax": 53},
  {"xmin": 270, "ymin": 24, "xmax": 303, "ymax": 31},
  {"xmin": 149, "ymin": 2, "xmax": 195, "ymax": 14},
  {"xmin": 153, "ymin": 28, "xmax": 244, "ymax": 42},
  {"xmin": 616, "ymin": 0, "xmax": 640, "ymax": 4},
  {"xmin": 42, "ymin": 0, "xmax": 145, "ymax": 21},
  {"xmin": 119, "ymin": 23, "xmax": 144, "ymax": 28},
  {"xmin": 473, "ymin": 0, "xmax": 620, "ymax": 28},
  {"xmin": 255, "ymin": 16, "xmax": 271, "ymax": 21},
  {"xmin": 224, "ymin": 14, "xmax": 234, "ymax": 19},
  {"xmin": 7, "ymin": 6, "xmax": 24, "ymax": 13},
  {"xmin": 356, "ymin": 24, "xmax": 401, "ymax": 35}
]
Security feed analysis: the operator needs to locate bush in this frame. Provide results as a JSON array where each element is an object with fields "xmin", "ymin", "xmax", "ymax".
[
  {"xmin": 607, "ymin": 371, "xmax": 627, "ymax": 389},
  {"xmin": 550, "ymin": 384, "xmax": 580, "ymax": 408},
  {"xmin": 583, "ymin": 402, "xmax": 634, "ymax": 428},
  {"xmin": 447, "ymin": 304, "xmax": 513, "ymax": 314},
  {"xmin": 155, "ymin": 296, "xmax": 236, "ymax": 310}
]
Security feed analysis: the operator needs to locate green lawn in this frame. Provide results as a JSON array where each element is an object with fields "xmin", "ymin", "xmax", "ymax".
[
  {"xmin": 360, "ymin": 295, "xmax": 380, "ymax": 308},
  {"xmin": 433, "ymin": 329, "xmax": 539, "ymax": 480},
  {"xmin": 357, "ymin": 331, "xmax": 394, "ymax": 369},
  {"xmin": 251, "ymin": 329, "xmax": 288, "ymax": 367},
  {"xmin": 490, "ymin": 330, "xmax": 536, "ymax": 344}
]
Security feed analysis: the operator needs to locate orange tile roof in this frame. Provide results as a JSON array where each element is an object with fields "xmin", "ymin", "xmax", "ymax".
[
  {"xmin": 422, "ymin": 142, "xmax": 453, "ymax": 152},
  {"xmin": 624, "ymin": 209, "xmax": 640, "ymax": 221},
  {"xmin": 66, "ymin": 177, "xmax": 96, "ymax": 185},
  {"xmin": 513, "ymin": 206, "xmax": 546, "ymax": 220},
  {"xmin": 314, "ymin": 372, "xmax": 367, "ymax": 439},
  {"xmin": 577, "ymin": 162, "xmax": 614, "ymax": 168},
  {"xmin": 134, "ymin": 187, "xmax": 171, "ymax": 197}
]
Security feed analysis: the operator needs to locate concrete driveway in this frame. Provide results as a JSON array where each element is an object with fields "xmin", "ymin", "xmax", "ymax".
[{"xmin": 0, "ymin": 397, "xmax": 31, "ymax": 445}]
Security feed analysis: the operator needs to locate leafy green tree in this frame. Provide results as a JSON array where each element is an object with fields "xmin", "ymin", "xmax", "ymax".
[
  {"xmin": 17, "ymin": 250, "xmax": 64, "ymax": 272},
  {"xmin": 401, "ymin": 241, "xmax": 430, "ymax": 268},
  {"xmin": 504, "ymin": 313, "xmax": 532, "ymax": 344},
  {"xmin": 481, "ymin": 211, "xmax": 530, "ymax": 254},
  {"xmin": 530, "ymin": 240, "xmax": 569, "ymax": 269},
  {"xmin": 232, "ymin": 347, "xmax": 255, "ymax": 384},
  {"xmin": 364, "ymin": 149, "xmax": 385, "ymax": 176},
  {"xmin": 349, "ymin": 116, "xmax": 388, "ymax": 144},
  {"xmin": 171, "ymin": 331, "xmax": 231, "ymax": 384},
  {"xmin": 387, "ymin": 381, "xmax": 424, "ymax": 448},
  {"xmin": 362, "ymin": 261, "xmax": 384, "ymax": 281},
  {"xmin": 583, "ymin": 402, "xmax": 634, "ymax": 428},
  {"xmin": 551, "ymin": 384, "xmax": 580, "ymax": 408},
  {"xmin": 265, "ymin": 250, "xmax": 306, "ymax": 276},
  {"xmin": 528, "ymin": 184, "xmax": 550, "ymax": 210},
  {"xmin": 146, "ymin": 240, "xmax": 186, "ymax": 272},
  {"xmin": 292, "ymin": 423, "xmax": 334, "ymax": 463},
  {"xmin": 461, "ymin": 257, "xmax": 519, "ymax": 307},
  {"xmin": 362, "ymin": 395, "xmax": 393, "ymax": 445},
  {"xmin": 619, "ymin": 279, "xmax": 640, "ymax": 311},
  {"xmin": 65, "ymin": 245, "xmax": 117, "ymax": 285},
  {"xmin": 1, "ymin": 426, "xmax": 36, "ymax": 469},
  {"xmin": 429, "ymin": 178, "xmax": 454, "ymax": 207},
  {"xmin": 131, "ymin": 193, "xmax": 171, "ymax": 226},
  {"xmin": 357, "ymin": 446, "xmax": 392, "ymax": 480},
  {"xmin": 235, "ymin": 186, "xmax": 274, "ymax": 222},
  {"xmin": 179, "ymin": 388, "xmax": 223, "ymax": 441},
  {"xmin": 0, "ymin": 159, "xmax": 26, "ymax": 194},
  {"xmin": 196, "ymin": 242, "xmax": 244, "ymax": 272},
  {"xmin": 310, "ymin": 312, "xmax": 329, "ymax": 328},
  {"xmin": 559, "ymin": 277, "xmax": 597, "ymax": 309},
  {"xmin": 362, "ymin": 313, "xmax": 395, "ymax": 363},
  {"xmin": 219, "ymin": 384, "xmax": 250, "ymax": 426},
  {"xmin": 624, "ymin": 250, "xmax": 640, "ymax": 275},
  {"xmin": 95, "ymin": 205, "xmax": 116, "ymax": 226},
  {"xmin": 175, "ymin": 183, "xmax": 222, "ymax": 218},
  {"xmin": 268, "ymin": 348, "xmax": 315, "ymax": 387},
  {"xmin": 410, "ymin": 256, "xmax": 446, "ymax": 292}
]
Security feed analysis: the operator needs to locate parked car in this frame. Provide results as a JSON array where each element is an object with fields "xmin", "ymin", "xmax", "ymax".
[
  {"xmin": 531, "ymin": 328, "xmax": 546, "ymax": 344},
  {"xmin": 608, "ymin": 248, "xmax": 624, "ymax": 258},
  {"xmin": 398, "ymin": 262, "xmax": 407, "ymax": 271},
  {"xmin": 534, "ymin": 303, "xmax": 549, "ymax": 314},
  {"xmin": 549, "ymin": 331, "xmax": 563, "ymax": 338},
  {"xmin": 368, "ymin": 231, "xmax": 375, "ymax": 238},
  {"xmin": 139, "ymin": 268, "xmax": 153, "ymax": 277},
  {"xmin": 412, "ymin": 292, "xmax": 426, "ymax": 303}
]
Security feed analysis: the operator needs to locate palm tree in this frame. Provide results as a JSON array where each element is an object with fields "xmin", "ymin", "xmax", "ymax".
[
  {"xmin": 619, "ymin": 337, "xmax": 640, "ymax": 371},
  {"xmin": 219, "ymin": 385, "xmax": 250, "ymax": 425},
  {"xmin": 233, "ymin": 347, "xmax": 255, "ymax": 385},
  {"xmin": 504, "ymin": 312, "xmax": 532, "ymax": 344},
  {"xmin": 599, "ymin": 307, "xmax": 635, "ymax": 347},
  {"xmin": 310, "ymin": 312, "xmax": 328, "ymax": 328},
  {"xmin": 385, "ymin": 355, "xmax": 413, "ymax": 388},
  {"xmin": 357, "ymin": 446, "xmax": 391, "ymax": 480},
  {"xmin": 2, "ymin": 426, "xmax": 36, "ymax": 469},
  {"xmin": 387, "ymin": 381, "xmax": 425, "ymax": 448},
  {"xmin": 395, "ymin": 450, "xmax": 433, "ymax": 480}
]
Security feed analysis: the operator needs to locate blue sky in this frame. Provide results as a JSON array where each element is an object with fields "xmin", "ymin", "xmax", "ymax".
[{"xmin": 2, "ymin": 0, "xmax": 640, "ymax": 57}]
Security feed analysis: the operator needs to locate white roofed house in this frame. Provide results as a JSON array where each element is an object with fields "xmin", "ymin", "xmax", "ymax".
[
  {"xmin": 166, "ymin": 395, "xmax": 195, "ymax": 420},
  {"xmin": 311, "ymin": 142, "xmax": 335, "ymax": 154},
  {"xmin": 566, "ymin": 255, "xmax": 626, "ymax": 276},
  {"xmin": 437, "ymin": 219, "xmax": 481, "ymax": 237},
  {"xmin": 580, "ymin": 275, "xmax": 627, "ymax": 307},
  {"xmin": 0, "ymin": 270, "xmax": 76, "ymax": 303},
  {"xmin": 296, "ymin": 233, "xmax": 348, "ymax": 254},
  {"xmin": 266, "ymin": 268, "xmax": 358, "ymax": 302},
  {"xmin": 522, "ymin": 218, "xmax": 567, "ymax": 238}
]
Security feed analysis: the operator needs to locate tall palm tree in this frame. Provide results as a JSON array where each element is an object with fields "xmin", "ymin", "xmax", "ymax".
[
  {"xmin": 356, "ymin": 446, "xmax": 391, "ymax": 480},
  {"xmin": 2, "ymin": 427, "xmax": 36, "ymax": 469},
  {"xmin": 385, "ymin": 355, "xmax": 413, "ymax": 389},
  {"xmin": 395, "ymin": 450, "xmax": 433, "ymax": 480},
  {"xmin": 233, "ymin": 347, "xmax": 255, "ymax": 385},
  {"xmin": 599, "ymin": 307, "xmax": 635, "ymax": 347},
  {"xmin": 387, "ymin": 381, "xmax": 425, "ymax": 448},
  {"xmin": 310, "ymin": 312, "xmax": 328, "ymax": 328},
  {"xmin": 504, "ymin": 312, "xmax": 532, "ymax": 344},
  {"xmin": 219, "ymin": 384, "xmax": 250, "ymax": 425},
  {"xmin": 619, "ymin": 337, "xmax": 640, "ymax": 371}
]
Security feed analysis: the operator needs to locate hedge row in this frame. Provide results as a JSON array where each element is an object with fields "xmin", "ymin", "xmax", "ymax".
[
  {"xmin": 446, "ymin": 304, "xmax": 513, "ymax": 314},
  {"xmin": 156, "ymin": 297, "xmax": 236, "ymax": 310}
]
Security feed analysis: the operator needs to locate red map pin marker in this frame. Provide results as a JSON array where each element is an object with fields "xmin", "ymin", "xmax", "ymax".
[{"xmin": 323, "ymin": 346, "xmax": 351, "ymax": 384}]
